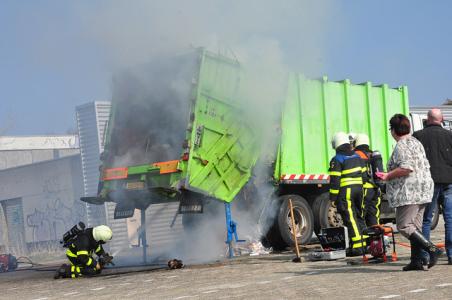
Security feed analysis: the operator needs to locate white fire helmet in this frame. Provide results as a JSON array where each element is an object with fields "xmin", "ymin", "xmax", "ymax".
[
  {"xmin": 93, "ymin": 225, "xmax": 113, "ymax": 242},
  {"xmin": 331, "ymin": 132, "xmax": 350, "ymax": 149},
  {"xmin": 348, "ymin": 132, "xmax": 357, "ymax": 145},
  {"xmin": 355, "ymin": 133, "xmax": 370, "ymax": 147}
]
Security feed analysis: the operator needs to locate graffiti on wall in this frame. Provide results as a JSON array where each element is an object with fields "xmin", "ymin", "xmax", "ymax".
[{"xmin": 26, "ymin": 198, "xmax": 86, "ymax": 242}]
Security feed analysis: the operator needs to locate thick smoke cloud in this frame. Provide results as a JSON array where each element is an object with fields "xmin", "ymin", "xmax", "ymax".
[
  {"xmin": 73, "ymin": 0, "xmax": 337, "ymax": 263},
  {"xmin": 74, "ymin": 0, "xmax": 335, "ymax": 76}
]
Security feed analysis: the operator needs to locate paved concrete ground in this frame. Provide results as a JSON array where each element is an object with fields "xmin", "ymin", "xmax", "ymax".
[{"xmin": 1, "ymin": 220, "xmax": 451, "ymax": 300}]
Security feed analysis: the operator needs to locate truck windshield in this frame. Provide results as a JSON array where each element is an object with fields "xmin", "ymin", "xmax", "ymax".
[{"xmin": 106, "ymin": 52, "xmax": 197, "ymax": 167}]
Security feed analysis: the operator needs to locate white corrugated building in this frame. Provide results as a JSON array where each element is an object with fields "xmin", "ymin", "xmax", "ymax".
[{"xmin": 410, "ymin": 101, "xmax": 452, "ymax": 121}]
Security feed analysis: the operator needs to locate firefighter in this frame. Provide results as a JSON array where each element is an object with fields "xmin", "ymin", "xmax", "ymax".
[
  {"xmin": 354, "ymin": 133, "xmax": 383, "ymax": 227},
  {"xmin": 54, "ymin": 225, "xmax": 113, "ymax": 279},
  {"xmin": 329, "ymin": 132, "xmax": 367, "ymax": 256}
]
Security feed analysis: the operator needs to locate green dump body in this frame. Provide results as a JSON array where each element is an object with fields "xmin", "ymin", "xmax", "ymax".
[
  {"xmin": 274, "ymin": 74, "xmax": 409, "ymax": 181},
  {"xmin": 98, "ymin": 49, "xmax": 259, "ymax": 208}
]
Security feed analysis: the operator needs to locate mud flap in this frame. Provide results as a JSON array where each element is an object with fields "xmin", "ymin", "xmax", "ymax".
[
  {"xmin": 178, "ymin": 197, "xmax": 203, "ymax": 214},
  {"xmin": 114, "ymin": 201, "xmax": 136, "ymax": 219}
]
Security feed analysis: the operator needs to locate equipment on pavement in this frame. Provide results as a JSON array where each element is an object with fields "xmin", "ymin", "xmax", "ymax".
[
  {"xmin": 362, "ymin": 225, "xmax": 397, "ymax": 263},
  {"xmin": 168, "ymin": 259, "xmax": 184, "ymax": 269},
  {"xmin": 0, "ymin": 254, "xmax": 17, "ymax": 272},
  {"xmin": 309, "ymin": 227, "xmax": 348, "ymax": 260}
]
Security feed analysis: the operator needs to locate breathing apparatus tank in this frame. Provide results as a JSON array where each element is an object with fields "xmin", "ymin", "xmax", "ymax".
[
  {"xmin": 371, "ymin": 150, "xmax": 385, "ymax": 191},
  {"xmin": 60, "ymin": 222, "xmax": 86, "ymax": 248}
]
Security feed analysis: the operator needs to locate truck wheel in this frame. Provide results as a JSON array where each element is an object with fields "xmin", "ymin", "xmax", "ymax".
[
  {"xmin": 431, "ymin": 204, "xmax": 440, "ymax": 230},
  {"xmin": 277, "ymin": 194, "xmax": 314, "ymax": 246},
  {"xmin": 313, "ymin": 192, "xmax": 343, "ymax": 234},
  {"xmin": 264, "ymin": 220, "xmax": 287, "ymax": 251}
]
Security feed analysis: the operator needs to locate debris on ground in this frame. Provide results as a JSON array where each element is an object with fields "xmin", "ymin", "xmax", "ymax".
[
  {"xmin": 0, "ymin": 254, "xmax": 17, "ymax": 272},
  {"xmin": 168, "ymin": 259, "xmax": 184, "ymax": 269},
  {"xmin": 235, "ymin": 241, "xmax": 273, "ymax": 256}
]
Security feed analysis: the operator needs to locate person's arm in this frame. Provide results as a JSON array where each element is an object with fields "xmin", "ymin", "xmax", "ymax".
[
  {"xmin": 95, "ymin": 244, "xmax": 105, "ymax": 257},
  {"xmin": 328, "ymin": 158, "xmax": 342, "ymax": 202},
  {"xmin": 381, "ymin": 141, "xmax": 414, "ymax": 181},
  {"xmin": 380, "ymin": 167, "xmax": 411, "ymax": 181}
]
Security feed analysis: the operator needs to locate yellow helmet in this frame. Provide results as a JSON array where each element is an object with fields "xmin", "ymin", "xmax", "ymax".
[
  {"xmin": 93, "ymin": 225, "xmax": 113, "ymax": 242},
  {"xmin": 331, "ymin": 132, "xmax": 349, "ymax": 149}
]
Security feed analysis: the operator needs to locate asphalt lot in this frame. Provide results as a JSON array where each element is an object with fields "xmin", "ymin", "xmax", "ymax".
[{"xmin": 1, "ymin": 220, "xmax": 451, "ymax": 300}]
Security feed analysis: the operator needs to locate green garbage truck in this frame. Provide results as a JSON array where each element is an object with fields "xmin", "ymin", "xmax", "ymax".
[{"xmin": 82, "ymin": 48, "xmax": 412, "ymax": 249}]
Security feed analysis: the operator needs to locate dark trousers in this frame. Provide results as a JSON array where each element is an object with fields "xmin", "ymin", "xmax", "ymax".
[
  {"xmin": 364, "ymin": 187, "xmax": 381, "ymax": 226},
  {"xmin": 422, "ymin": 183, "xmax": 452, "ymax": 258},
  {"xmin": 336, "ymin": 185, "xmax": 367, "ymax": 248},
  {"xmin": 65, "ymin": 255, "xmax": 98, "ymax": 278}
]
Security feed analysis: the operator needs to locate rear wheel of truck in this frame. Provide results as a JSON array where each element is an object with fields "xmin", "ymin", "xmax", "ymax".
[
  {"xmin": 312, "ymin": 192, "xmax": 343, "ymax": 234},
  {"xmin": 277, "ymin": 194, "xmax": 314, "ymax": 247}
]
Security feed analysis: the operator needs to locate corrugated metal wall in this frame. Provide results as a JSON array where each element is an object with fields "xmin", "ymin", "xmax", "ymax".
[
  {"xmin": 145, "ymin": 203, "xmax": 183, "ymax": 252},
  {"xmin": 76, "ymin": 102, "xmax": 107, "ymax": 227},
  {"xmin": 76, "ymin": 102, "xmax": 130, "ymax": 254}
]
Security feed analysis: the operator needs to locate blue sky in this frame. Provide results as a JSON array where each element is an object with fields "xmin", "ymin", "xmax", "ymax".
[{"xmin": 1, "ymin": 1, "xmax": 451, "ymax": 135}]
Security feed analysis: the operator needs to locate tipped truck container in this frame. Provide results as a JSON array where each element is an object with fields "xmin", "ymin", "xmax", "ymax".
[{"xmin": 83, "ymin": 49, "xmax": 260, "ymax": 219}]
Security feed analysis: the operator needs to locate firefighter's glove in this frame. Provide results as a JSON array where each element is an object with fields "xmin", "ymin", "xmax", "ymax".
[{"xmin": 99, "ymin": 253, "xmax": 114, "ymax": 268}]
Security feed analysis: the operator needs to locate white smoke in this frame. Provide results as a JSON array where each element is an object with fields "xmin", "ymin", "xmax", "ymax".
[{"xmin": 70, "ymin": 0, "xmax": 338, "ymax": 263}]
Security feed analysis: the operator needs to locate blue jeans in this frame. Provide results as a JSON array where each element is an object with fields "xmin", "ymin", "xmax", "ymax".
[{"xmin": 422, "ymin": 183, "xmax": 452, "ymax": 258}]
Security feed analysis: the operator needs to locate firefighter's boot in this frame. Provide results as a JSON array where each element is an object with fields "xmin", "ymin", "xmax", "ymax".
[
  {"xmin": 346, "ymin": 247, "xmax": 364, "ymax": 257},
  {"xmin": 410, "ymin": 230, "xmax": 443, "ymax": 269},
  {"xmin": 54, "ymin": 264, "xmax": 70, "ymax": 279},
  {"xmin": 402, "ymin": 240, "xmax": 426, "ymax": 271}
]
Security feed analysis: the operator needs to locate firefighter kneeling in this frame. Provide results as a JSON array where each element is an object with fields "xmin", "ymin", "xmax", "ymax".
[
  {"xmin": 55, "ymin": 224, "xmax": 113, "ymax": 279},
  {"xmin": 329, "ymin": 132, "xmax": 367, "ymax": 256}
]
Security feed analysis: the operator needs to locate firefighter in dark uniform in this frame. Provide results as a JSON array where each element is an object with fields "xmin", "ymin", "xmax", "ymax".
[
  {"xmin": 54, "ymin": 225, "xmax": 113, "ymax": 279},
  {"xmin": 329, "ymin": 132, "xmax": 367, "ymax": 256},
  {"xmin": 354, "ymin": 133, "xmax": 383, "ymax": 227}
]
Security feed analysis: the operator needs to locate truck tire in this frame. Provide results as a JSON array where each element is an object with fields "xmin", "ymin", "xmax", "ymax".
[
  {"xmin": 264, "ymin": 219, "xmax": 287, "ymax": 251},
  {"xmin": 312, "ymin": 192, "xmax": 343, "ymax": 234},
  {"xmin": 277, "ymin": 194, "xmax": 314, "ymax": 246}
]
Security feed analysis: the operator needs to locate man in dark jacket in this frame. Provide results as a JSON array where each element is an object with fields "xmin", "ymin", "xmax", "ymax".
[
  {"xmin": 413, "ymin": 108, "xmax": 452, "ymax": 265},
  {"xmin": 54, "ymin": 225, "xmax": 113, "ymax": 279}
]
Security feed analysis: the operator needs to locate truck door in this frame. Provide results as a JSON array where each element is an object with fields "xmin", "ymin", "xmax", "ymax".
[{"xmin": 184, "ymin": 51, "xmax": 260, "ymax": 203}]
